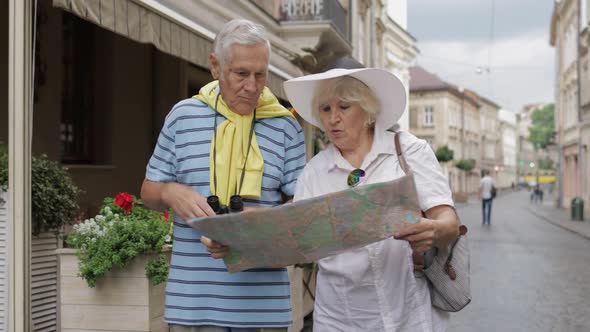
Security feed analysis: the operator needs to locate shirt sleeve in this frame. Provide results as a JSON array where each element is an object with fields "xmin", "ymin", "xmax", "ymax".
[
  {"xmin": 402, "ymin": 133, "xmax": 454, "ymax": 211},
  {"xmin": 281, "ymin": 119, "xmax": 306, "ymax": 196},
  {"xmin": 145, "ymin": 113, "xmax": 177, "ymax": 182}
]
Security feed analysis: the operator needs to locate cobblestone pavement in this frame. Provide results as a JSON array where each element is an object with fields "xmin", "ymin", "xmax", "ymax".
[{"xmin": 449, "ymin": 190, "xmax": 590, "ymax": 332}]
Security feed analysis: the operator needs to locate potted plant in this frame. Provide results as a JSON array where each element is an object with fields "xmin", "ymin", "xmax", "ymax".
[
  {"xmin": 0, "ymin": 143, "xmax": 80, "ymax": 234},
  {"xmin": 453, "ymin": 158, "xmax": 476, "ymax": 203},
  {"xmin": 58, "ymin": 192, "xmax": 173, "ymax": 331},
  {"xmin": 0, "ymin": 143, "xmax": 80, "ymax": 331}
]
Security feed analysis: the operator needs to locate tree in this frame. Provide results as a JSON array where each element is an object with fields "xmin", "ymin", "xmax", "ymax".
[
  {"xmin": 435, "ymin": 145, "xmax": 454, "ymax": 163},
  {"xmin": 538, "ymin": 157, "xmax": 554, "ymax": 170},
  {"xmin": 528, "ymin": 104, "xmax": 555, "ymax": 149}
]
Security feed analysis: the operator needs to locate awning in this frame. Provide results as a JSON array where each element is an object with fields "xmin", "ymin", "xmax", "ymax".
[{"xmin": 52, "ymin": 0, "xmax": 289, "ymax": 99}]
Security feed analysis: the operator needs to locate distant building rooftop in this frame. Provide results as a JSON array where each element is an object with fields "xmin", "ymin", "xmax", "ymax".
[{"xmin": 409, "ymin": 66, "xmax": 480, "ymax": 107}]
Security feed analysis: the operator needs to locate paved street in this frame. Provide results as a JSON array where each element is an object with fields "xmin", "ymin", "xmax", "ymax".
[{"xmin": 449, "ymin": 190, "xmax": 590, "ymax": 332}]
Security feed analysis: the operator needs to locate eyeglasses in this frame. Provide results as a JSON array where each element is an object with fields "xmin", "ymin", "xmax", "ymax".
[{"xmin": 347, "ymin": 169, "xmax": 366, "ymax": 187}]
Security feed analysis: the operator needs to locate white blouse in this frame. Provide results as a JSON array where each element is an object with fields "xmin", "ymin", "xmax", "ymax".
[{"xmin": 294, "ymin": 130, "xmax": 453, "ymax": 332}]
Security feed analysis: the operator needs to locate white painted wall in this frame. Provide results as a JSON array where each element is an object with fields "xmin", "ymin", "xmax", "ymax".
[{"xmin": 387, "ymin": 0, "xmax": 407, "ymax": 29}]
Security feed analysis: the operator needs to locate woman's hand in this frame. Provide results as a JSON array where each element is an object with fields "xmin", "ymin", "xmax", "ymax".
[
  {"xmin": 394, "ymin": 205, "xmax": 459, "ymax": 254},
  {"xmin": 393, "ymin": 218, "xmax": 438, "ymax": 254},
  {"xmin": 201, "ymin": 236, "xmax": 228, "ymax": 259}
]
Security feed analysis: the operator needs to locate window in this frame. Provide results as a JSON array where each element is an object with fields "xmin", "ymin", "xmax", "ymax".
[
  {"xmin": 60, "ymin": 14, "xmax": 108, "ymax": 164},
  {"xmin": 485, "ymin": 142, "xmax": 495, "ymax": 159},
  {"xmin": 448, "ymin": 108, "xmax": 457, "ymax": 128},
  {"xmin": 424, "ymin": 106, "xmax": 434, "ymax": 127}
]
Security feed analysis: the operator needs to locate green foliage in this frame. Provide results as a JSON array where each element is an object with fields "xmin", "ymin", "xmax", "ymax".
[
  {"xmin": 538, "ymin": 158, "xmax": 554, "ymax": 170},
  {"xmin": 32, "ymin": 155, "xmax": 81, "ymax": 234},
  {"xmin": 0, "ymin": 143, "xmax": 80, "ymax": 234},
  {"xmin": 435, "ymin": 145, "xmax": 454, "ymax": 163},
  {"xmin": 455, "ymin": 158, "xmax": 476, "ymax": 171},
  {"xmin": 66, "ymin": 194, "xmax": 172, "ymax": 287},
  {"xmin": 528, "ymin": 104, "xmax": 555, "ymax": 149},
  {"xmin": 145, "ymin": 254, "xmax": 170, "ymax": 285}
]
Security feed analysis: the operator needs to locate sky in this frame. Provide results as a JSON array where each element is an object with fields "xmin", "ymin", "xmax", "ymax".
[{"xmin": 407, "ymin": 0, "xmax": 556, "ymax": 112}]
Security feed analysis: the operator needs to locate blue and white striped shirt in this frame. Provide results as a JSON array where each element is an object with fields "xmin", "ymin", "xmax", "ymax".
[{"xmin": 146, "ymin": 97, "xmax": 306, "ymax": 328}]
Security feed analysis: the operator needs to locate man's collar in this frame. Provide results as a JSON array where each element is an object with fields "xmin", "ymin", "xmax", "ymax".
[{"xmin": 325, "ymin": 130, "xmax": 397, "ymax": 172}]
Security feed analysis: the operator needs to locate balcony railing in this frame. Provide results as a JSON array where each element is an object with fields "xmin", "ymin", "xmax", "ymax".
[
  {"xmin": 280, "ymin": 0, "xmax": 347, "ymax": 38},
  {"xmin": 251, "ymin": 0, "xmax": 348, "ymax": 39}
]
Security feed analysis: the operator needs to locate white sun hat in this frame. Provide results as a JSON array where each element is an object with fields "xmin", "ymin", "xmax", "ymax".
[{"xmin": 283, "ymin": 68, "xmax": 407, "ymax": 131}]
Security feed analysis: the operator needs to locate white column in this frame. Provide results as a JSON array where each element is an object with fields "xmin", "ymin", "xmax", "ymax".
[{"xmin": 8, "ymin": 0, "xmax": 33, "ymax": 331}]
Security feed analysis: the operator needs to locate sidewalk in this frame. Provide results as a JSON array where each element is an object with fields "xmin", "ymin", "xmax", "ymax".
[
  {"xmin": 526, "ymin": 200, "xmax": 590, "ymax": 240},
  {"xmin": 454, "ymin": 190, "xmax": 590, "ymax": 240}
]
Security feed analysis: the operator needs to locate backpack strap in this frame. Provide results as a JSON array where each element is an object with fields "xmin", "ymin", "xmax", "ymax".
[{"xmin": 394, "ymin": 132, "xmax": 411, "ymax": 174}]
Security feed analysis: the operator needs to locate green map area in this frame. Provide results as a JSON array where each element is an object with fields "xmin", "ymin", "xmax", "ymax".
[{"xmin": 188, "ymin": 174, "xmax": 422, "ymax": 272}]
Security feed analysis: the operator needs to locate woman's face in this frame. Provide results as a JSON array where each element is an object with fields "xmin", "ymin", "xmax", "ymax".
[{"xmin": 318, "ymin": 97, "xmax": 372, "ymax": 152}]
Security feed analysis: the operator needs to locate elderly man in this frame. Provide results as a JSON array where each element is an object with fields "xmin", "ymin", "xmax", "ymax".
[{"xmin": 141, "ymin": 19, "xmax": 306, "ymax": 332}]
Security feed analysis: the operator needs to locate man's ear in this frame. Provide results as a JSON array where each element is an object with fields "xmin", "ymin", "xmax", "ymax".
[{"xmin": 209, "ymin": 54, "xmax": 221, "ymax": 80}]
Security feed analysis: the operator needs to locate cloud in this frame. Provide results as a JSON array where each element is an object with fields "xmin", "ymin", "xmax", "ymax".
[
  {"xmin": 415, "ymin": 32, "xmax": 555, "ymax": 112},
  {"xmin": 408, "ymin": 0, "xmax": 554, "ymax": 42}
]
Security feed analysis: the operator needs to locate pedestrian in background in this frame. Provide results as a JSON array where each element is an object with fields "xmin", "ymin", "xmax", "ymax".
[{"xmin": 479, "ymin": 170, "xmax": 495, "ymax": 225}]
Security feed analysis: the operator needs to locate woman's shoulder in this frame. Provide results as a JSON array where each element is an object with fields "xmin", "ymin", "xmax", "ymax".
[{"xmin": 387, "ymin": 130, "xmax": 428, "ymax": 153}]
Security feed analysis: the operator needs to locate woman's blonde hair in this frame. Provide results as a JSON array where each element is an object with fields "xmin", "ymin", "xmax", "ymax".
[{"xmin": 311, "ymin": 76, "xmax": 380, "ymax": 128}]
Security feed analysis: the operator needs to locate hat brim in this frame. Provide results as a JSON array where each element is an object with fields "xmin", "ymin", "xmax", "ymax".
[{"xmin": 284, "ymin": 68, "xmax": 407, "ymax": 131}]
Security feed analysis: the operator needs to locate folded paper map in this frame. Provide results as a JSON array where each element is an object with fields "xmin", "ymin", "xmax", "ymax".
[{"xmin": 187, "ymin": 173, "xmax": 422, "ymax": 272}]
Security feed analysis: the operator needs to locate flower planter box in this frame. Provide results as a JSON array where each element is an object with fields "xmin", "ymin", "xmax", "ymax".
[{"xmin": 57, "ymin": 248, "xmax": 170, "ymax": 332}]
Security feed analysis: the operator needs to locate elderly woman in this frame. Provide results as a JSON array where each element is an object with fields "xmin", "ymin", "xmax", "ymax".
[{"xmin": 284, "ymin": 68, "xmax": 460, "ymax": 332}]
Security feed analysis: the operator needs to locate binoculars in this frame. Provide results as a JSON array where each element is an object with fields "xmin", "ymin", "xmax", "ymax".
[{"xmin": 207, "ymin": 195, "xmax": 243, "ymax": 215}]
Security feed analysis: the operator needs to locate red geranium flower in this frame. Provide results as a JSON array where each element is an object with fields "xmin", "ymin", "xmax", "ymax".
[
  {"xmin": 163, "ymin": 212, "xmax": 170, "ymax": 221},
  {"xmin": 115, "ymin": 192, "xmax": 133, "ymax": 213}
]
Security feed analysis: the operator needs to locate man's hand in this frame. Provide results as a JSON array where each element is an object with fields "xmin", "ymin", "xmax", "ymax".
[
  {"xmin": 393, "ymin": 218, "xmax": 437, "ymax": 254},
  {"xmin": 242, "ymin": 206, "xmax": 265, "ymax": 213},
  {"xmin": 201, "ymin": 236, "xmax": 228, "ymax": 259},
  {"xmin": 161, "ymin": 182, "xmax": 216, "ymax": 221}
]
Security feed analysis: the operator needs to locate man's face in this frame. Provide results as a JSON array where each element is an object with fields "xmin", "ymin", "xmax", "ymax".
[{"xmin": 210, "ymin": 43, "xmax": 269, "ymax": 115}]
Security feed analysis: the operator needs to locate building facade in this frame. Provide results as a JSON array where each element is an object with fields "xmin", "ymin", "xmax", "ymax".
[
  {"xmin": 349, "ymin": 0, "xmax": 417, "ymax": 130},
  {"xmin": 461, "ymin": 89, "xmax": 503, "ymax": 182},
  {"xmin": 498, "ymin": 109, "xmax": 518, "ymax": 188},
  {"xmin": 516, "ymin": 104, "xmax": 540, "ymax": 185},
  {"xmin": 409, "ymin": 66, "xmax": 483, "ymax": 194},
  {"xmin": 550, "ymin": 0, "xmax": 590, "ymax": 212}
]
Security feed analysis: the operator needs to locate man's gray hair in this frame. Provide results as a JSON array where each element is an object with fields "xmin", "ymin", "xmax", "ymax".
[{"xmin": 213, "ymin": 19, "xmax": 270, "ymax": 70}]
